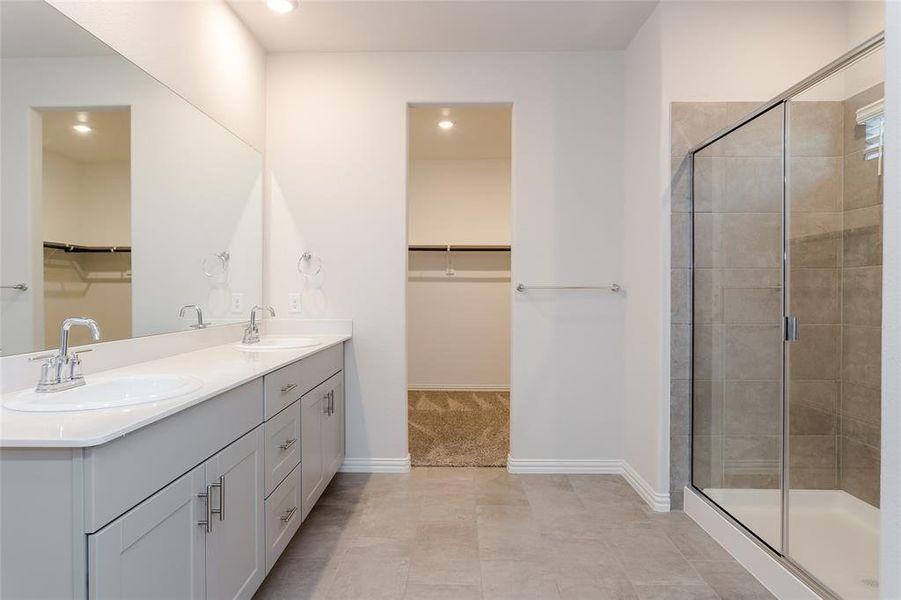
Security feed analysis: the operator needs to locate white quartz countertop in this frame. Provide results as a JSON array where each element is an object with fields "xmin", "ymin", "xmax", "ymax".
[{"xmin": 0, "ymin": 334, "xmax": 350, "ymax": 448}]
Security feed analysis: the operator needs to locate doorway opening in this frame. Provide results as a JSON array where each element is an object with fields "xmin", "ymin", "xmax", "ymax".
[
  {"xmin": 406, "ymin": 104, "xmax": 512, "ymax": 467},
  {"xmin": 39, "ymin": 108, "xmax": 132, "ymax": 350}
]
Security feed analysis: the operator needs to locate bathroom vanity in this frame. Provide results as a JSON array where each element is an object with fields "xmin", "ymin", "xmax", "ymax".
[{"xmin": 0, "ymin": 336, "xmax": 348, "ymax": 600}]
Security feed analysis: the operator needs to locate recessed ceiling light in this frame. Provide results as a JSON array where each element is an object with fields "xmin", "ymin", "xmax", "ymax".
[
  {"xmin": 266, "ymin": 0, "xmax": 298, "ymax": 13},
  {"xmin": 438, "ymin": 120, "xmax": 454, "ymax": 130},
  {"xmin": 72, "ymin": 124, "xmax": 92, "ymax": 134}
]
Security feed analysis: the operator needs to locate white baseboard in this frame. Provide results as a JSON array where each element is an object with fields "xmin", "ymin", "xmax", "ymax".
[
  {"xmin": 621, "ymin": 462, "xmax": 671, "ymax": 512},
  {"xmin": 339, "ymin": 455, "xmax": 411, "ymax": 473},
  {"xmin": 408, "ymin": 384, "xmax": 510, "ymax": 391},
  {"xmin": 684, "ymin": 486, "xmax": 819, "ymax": 600},
  {"xmin": 506, "ymin": 456, "xmax": 623, "ymax": 474},
  {"xmin": 505, "ymin": 457, "xmax": 670, "ymax": 513}
]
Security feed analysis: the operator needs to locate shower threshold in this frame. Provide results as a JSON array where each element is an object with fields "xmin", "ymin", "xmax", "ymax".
[{"xmin": 704, "ymin": 488, "xmax": 879, "ymax": 600}]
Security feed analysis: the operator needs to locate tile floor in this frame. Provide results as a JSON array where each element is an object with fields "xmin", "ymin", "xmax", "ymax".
[{"xmin": 253, "ymin": 468, "xmax": 775, "ymax": 600}]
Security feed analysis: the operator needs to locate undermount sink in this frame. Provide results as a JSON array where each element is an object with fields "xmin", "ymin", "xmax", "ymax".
[
  {"xmin": 235, "ymin": 337, "xmax": 321, "ymax": 352},
  {"xmin": 3, "ymin": 375, "xmax": 204, "ymax": 412}
]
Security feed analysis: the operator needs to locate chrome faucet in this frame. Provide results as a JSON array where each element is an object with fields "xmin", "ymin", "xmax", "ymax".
[
  {"xmin": 242, "ymin": 305, "xmax": 275, "ymax": 344},
  {"xmin": 32, "ymin": 317, "xmax": 101, "ymax": 393},
  {"xmin": 179, "ymin": 304, "xmax": 208, "ymax": 329}
]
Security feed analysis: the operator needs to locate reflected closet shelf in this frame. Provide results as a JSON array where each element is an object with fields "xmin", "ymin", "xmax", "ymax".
[
  {"xmin": 408, "ymin": 244, "xmax": 510, "ymax": 252},
  {"xmin": 43, "ymin": 241, "xmax": 131, "ymax": 253}
]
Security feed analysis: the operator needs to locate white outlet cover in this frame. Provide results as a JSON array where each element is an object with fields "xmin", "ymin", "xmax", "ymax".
[
  {"xmin": 288, "ymin": 293, "xmax": 302, "ymax": 313},
  {"xmin": 231, "ymin": 293, "xmax": 244, "ymax": 313}
]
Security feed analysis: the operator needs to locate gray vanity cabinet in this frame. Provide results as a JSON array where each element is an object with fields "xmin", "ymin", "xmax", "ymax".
[
  {"xmin": 88, "ymin": 465, "xmax": 207, "ymax": 600},
  {"xmin": 88, "ymin": 427, "xmax": 264, "ymax": 600},
  {"xmin": 300, "ymin": 372, "xmax": 344, "ymax": 520}
]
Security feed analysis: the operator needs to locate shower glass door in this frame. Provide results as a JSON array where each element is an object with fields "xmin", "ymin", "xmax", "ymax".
[
  {"xmin": 691, "ymin": 104, "xmax": 786, "ymax": 552},
  {"xmin": 784, "ymin": 47, "xmax": 884, "ymax": 599}
]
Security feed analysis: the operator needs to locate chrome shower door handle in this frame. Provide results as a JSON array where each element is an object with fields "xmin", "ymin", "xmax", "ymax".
[{"xmin": 785, "ymin": 315, "xmax": 800, "ymax": 342}]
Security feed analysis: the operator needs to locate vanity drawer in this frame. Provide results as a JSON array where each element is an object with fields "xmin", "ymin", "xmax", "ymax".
[
  {"xmin": 264, "ymin": 400, "xmax": 301, "ymax": 497},
  {"xmin": 263, "ymin": 344, "xmax": 343, "ymax": 419},
  {"xmin": 83, "ymin": 379, "xmax": 263, "ymax": 533},
  {"xmin": 264, "ymin": 462, "xmax": 302, "ymax": 573}
]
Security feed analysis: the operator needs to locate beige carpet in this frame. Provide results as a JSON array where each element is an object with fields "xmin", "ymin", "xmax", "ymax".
[{"xmin": 408, "ymin": 390, "xmax": 509, "ymax": 467}]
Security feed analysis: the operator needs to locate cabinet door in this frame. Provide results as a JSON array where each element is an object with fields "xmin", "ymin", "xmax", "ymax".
[
  {"xmin": 300, "ymin": 391, "xmax": 325, "ymax": 520},
  {"xmin": 88, "ymin": 465, "xmax": 206, "ymax": 600},
  {"xmin": 322, "ymin": 374, "xmax": 345, "ymax": 483},
  {"xmin": 205, "ymin": 427, "xmax": 265, "ymax": 600}
]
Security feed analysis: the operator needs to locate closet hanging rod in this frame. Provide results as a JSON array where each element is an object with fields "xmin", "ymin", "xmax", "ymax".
[
  {"xmin": 516, "ymin": 283, "xmax": 622, "ymax": 293},
  {"xmin": 408, "ymin": 244, "xmax": 510, "ymax": 252},
  {"xmin": 43, "ymin": 241, "xmax": 132, "ymax": 253}
]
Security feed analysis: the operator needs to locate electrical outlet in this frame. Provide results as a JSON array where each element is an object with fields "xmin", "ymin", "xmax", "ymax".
[
  {"xmin": 231, "ymin": 293, "xmax": 244, "ymax": 313},
  {"xmin": 288, "ymin": 293, "xmax": 302, "ymax": 313}
]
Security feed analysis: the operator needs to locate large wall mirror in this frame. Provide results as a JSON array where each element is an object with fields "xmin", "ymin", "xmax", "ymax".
[{"xmin": 0, "ymin": 1, "xmax": 263, "ymax": 355}]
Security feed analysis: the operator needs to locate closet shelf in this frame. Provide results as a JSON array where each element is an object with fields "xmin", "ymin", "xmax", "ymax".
[
  {"xmin": 408, "ymin": 244, "xmax": 510, "ymax": 252},
  {"xmin": 44, "ymin": 241, "xmax": 131, "ymax": 253}
]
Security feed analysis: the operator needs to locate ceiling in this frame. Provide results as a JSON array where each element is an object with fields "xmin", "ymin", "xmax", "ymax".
[
  {"xmin": 228, "ymin": 0, "xmax": 658, "ymax": 52},
  {"xmin": 0, "ymin": 0, "xmax": 113, "ymax": 59},
  {"xmin": 42, "ymin": 110, "xmax": 131, "ymax": 163},
  {"xmin": 409, "ymin": 106, "xmax": 511, "ymax": 160}
]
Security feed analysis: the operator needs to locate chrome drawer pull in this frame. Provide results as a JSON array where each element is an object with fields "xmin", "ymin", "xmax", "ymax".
[
  {"xmin": 279, "ymin": 438, "xmax": 297, "ymax": 451},
  {"xmin": 209, "ymin": 476, "xmax": 224, "ymax": 521},
  {"xmin": 280, "ymin": 383, "xmax": 298, "ymax": 394},
  {"xmin": 280, "ymin": 506, "xmax": 298, "ymax": 524},
  {"xmin": 198, "ymin": 489, "xmax": 212, "ymax": 532}
]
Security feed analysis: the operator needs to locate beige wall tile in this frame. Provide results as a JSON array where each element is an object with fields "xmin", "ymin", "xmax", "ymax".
[
  {"xmin": 842, "ymin": 266, "xmax": 882, "ymax": 327},
  {"xmin": 789, "ymin": 435, "xmax": 836, "ymax": 470},
  {"xmin": 693, "ymin": 380, "xmax": 723, "ymax": 436},
  {"xmin": 791, "ymin": 379, "xmax": 839, "ymax": 414},
  {"xmin": 841, "ymin": 381, "xmax": 881, "ymax": 425},
  {"xmin": 790, "ymin": 213, "xmax": 842, "ymax": 268},
  {"xmin": 840, "ymin": 437, "xmax": 881, "ymax": 507},
  {"xmin": 691, "ymin": 157, "xmax": 724, "ymax": 213},
  {"xmin": 723, "ymin": 287, "xmax": 781, "ymax": 324},
  {"xmin": 672, "ymin": 212, "xmax": 692, "ymax": 268},
  {"xmin": 723, "ymin": 157, "xmax": 782, "ymax": 213},
  {"xmin": 790, "ymin": 268, "xmax": 840, "ymax": 324},
  {"xmin": 671, "ymin": 156, "xmax": 691, "ymax": 213},
  {"xmin": 724, "ymin": 325, "xmax": 782, "ymax": 380},
  {"xmin": 671, "ymin": 102, "xmax": 730, "ymax": 157},
  {"xmin": 671, "ymin": 324, "xmax": 691, "ymax": 381},
  {"xmin": 671, "ymin": 269, "xmax": 691, "ymax": 325},
  {"xmin": 693, "ymin": 268, "xmax": 722, "ymax": 325},
  {"xmin": 721, "ymin": 214, "xmax": 782, "ymax": 268},
  {"xmin": 841, "ymin": 415, "xmax": 880, "ymax": 448},
  {"xmin": 843, "ymin": 151, "xmax": 883, "ymax": 210},
  {"xmin": 692, "ymin": 324, "xmax": 724, "ymax": 382},
  {"xmin": 788, "ymin": 101, "xmax": 843, "ymax": 157},
  {"xmin": 789, "ymin": 156, "xmax": 842, "ymax": 213},
  {"xmin": 790, "ymin": 401, "xmax": 836, "ymax": 436},
  {"xmin": 723, "ymin": 381, "xmax": 779, "ymax": 436},
  {"xmin": 692, "ymin": 434, "xmax": 724, "ymax": 490},
  {"xmin": 722, "ymin": 104, "xmax": 782, "ymax": 158},
  {"xmin": 842, "ymin": 325, "xmax": 882, "ymax": 388},
  {"xmin": 790, "ymin": 468, "xmax": 837, "ymax": 490},
  {"xmin": 788, "ymin": 324, "xmax": 840, "ymax": 381},
  {"xmin": 843, "ymin": 205, "xmax": 883, "ymax": 267}
]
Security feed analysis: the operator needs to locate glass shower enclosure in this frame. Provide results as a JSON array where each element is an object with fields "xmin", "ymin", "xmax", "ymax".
[{"xmin": 690, "ymin": 37, "xmax": 884, "ymax": 600}]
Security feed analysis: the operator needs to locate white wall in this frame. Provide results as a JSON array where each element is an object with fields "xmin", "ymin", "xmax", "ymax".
[
  {"xmin": 47, "ymin": 0, "xmax": 266, "ymax": 151},
  {"xmin": 267, "ymin": 52, "xmax": 625, "ymax": 465},
  {"xmin": 1, "ymin": 56, "xmax": 262, "ymax": 354},
  {"xmin": 622, "ymin": 1, "xmax": 884, "ymax": 498},
  {"xmin": 880, "ymin": 1, "xmax": 900, "ymax": 595},
  {"xmin": 407, "ymin": 159, "xmax": 511, "ymax": 245},
  {"xmin": 407, "ymin": 158, "xmax": 511, "ymax": 389}
]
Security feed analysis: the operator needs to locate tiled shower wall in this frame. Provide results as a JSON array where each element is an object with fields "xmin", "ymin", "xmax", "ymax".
[{"xmin": 669, "ymin": 88, "xmax": 883, "ymax": 510}]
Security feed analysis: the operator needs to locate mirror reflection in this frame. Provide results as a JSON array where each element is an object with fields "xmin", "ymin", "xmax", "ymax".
[{"xmin": 0, "ymin": 1, "xmax": 263, "ymax": 355}]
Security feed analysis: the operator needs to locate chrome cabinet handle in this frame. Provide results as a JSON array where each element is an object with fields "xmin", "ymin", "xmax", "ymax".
[
  {"xmin": 209, "ymin": 476, "xmax": 224, "ymax": 521},
  {"xmin": 198, "ymin": 488, "xmax": 212, "ymax": 532},
  {"xmin": 280, "ymin": 383, "xmax": 298, "ymax": 394},
  {"xmin": 279, "ymin": 438, "xmax": 297, "ymax": 451},
  {"xmin": 280, "ymin": 506, "xmax": 298, "ymax": 524}
]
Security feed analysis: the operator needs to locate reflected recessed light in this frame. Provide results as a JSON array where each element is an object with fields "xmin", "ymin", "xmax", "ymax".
[
  {"xmin": 438, "ymin": 120, "xmax": 454, "ymax": 130},
  {"xmin": 266, "ymin": 0, "xmax": 298, "ymax": 13},
  {"xmin": 72, "ymin": 124, "xmax": 92, "ymax": 134}
]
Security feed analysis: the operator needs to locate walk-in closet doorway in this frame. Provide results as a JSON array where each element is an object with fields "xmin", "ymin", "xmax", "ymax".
[{"xmin": 405, "ymin": 104, "xmax": 513, "ymax": 467}]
